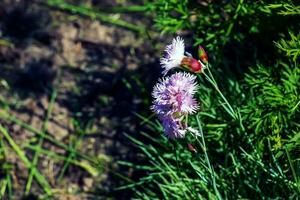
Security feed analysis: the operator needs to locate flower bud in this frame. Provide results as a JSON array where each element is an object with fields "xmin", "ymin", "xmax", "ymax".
[
  {"xmin": 188, "ymin": 143, "xmax": 197, "ymax": 153},
  {"xmin": 190, "ymin": 58, "xmax": 202, "ymax": 73},
  {"xmin": 181, "ymin": 57, "xmax": 202, "ymax": 73},
  {"xmin": 198, "ymin": 45, "xmax": 208, "ymax": 64}
]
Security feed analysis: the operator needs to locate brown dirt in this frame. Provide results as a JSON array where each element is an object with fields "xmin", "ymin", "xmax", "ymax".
[{"xmin": 0, "ymin": 0, "xmax": 162, "ymax": 199}]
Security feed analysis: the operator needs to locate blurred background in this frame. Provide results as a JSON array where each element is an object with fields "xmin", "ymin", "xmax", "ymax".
[
  {"xmin": 0, "ymin": 0, "xmax": 299, "ymax": 199},
  {"xmin": 0, "ymin": 0, "xmax": 161, "ymax": 199}
]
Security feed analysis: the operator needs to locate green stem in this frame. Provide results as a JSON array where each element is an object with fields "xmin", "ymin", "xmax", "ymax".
[
  {"xmin": 285, "ymin": 148, "xmax": 300, "ymax": 193},
  {"xmin": 203, "ymin": 66, "xmax": 261, "ymax": 159},
  {"xmin": 196, "ymin": 115, "xmax": 222, "ymax": 200},
  {"xmin": 202, "ymin": 72, "xmax": 238, "ymax": 120},
  {"xmin": 206, "ymin": 66, "xmax": 217, "ymax": 85}
]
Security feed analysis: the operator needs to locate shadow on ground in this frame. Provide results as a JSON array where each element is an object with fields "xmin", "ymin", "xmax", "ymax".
[{"xmin": 0, "ymin": 1, "xmax": 161, "ymax": 199}]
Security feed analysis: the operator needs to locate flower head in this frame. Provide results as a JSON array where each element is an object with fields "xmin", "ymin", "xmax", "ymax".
[
  {"xmin": 152, "ymin": 72, "xmax": 199, "ymax": 115},
  {"xmin": 160, "ymin": 36, "xmax": 185, "ymax": 75}
]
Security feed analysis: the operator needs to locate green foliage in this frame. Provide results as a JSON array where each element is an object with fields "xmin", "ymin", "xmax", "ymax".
[
  {"xmin": 119, "ymin": 0, "xmax": 300, "ymax": 199},
  {"xmin": 268, "ymin": 1, "xmax": 300, "ymax": 61},
  {"xmin": 150, "ymin": 0, "xmax": 278, "ymax": 51},
  {"xmin": 267, "ymin": 2, "xmax": 300, "ymax": 16},
  {"xmin": 151, "ymin": 0, "xmax": 190, "ymax": 33},
  {"xmin": 119, "ymin": 113, "xmax": 298, "ymax": 199},
  {"xmin": 243, "ymin": 63, "xmax": 300, "ymax": 146},
  {"xmin": 276, "ymin": 32, "xmax": 300, "ymax": 61}
]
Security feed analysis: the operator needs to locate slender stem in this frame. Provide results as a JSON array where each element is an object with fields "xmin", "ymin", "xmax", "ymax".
[
  {"xmin": 206, "ymin": 65, "xmax": 217, "ymax": 85},
  {"xmin": 202, "ymin": 72, "xmax": 238, "ymax": 120},
  {"xmin": 196, "ymin": 115, "xmax": 222, "ymax": 200},
  {"xmin": 203, "ymin": 66, "xmax": 261, "ymax": 158},
  {"xmin": 285, "ymin": 148, "xmax": 300, "ymax": 193}
]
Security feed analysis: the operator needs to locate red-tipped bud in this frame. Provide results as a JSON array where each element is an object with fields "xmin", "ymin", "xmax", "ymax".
[
  {"xmin": 181, "ymin": 57, "xmax": 202, "ymax": 73},
  {"xmin": 198, "ymin": 46, "xmax": 208, "ymax": 64},
  {"xmin": 188, "ymin": 143, "xmax": 197, "ymax": 153},
  {"xmin": 190, "ymin": 58, "xmax": 202, "ymax": 73}
]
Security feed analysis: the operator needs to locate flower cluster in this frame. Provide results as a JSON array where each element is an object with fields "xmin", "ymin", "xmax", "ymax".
[{"xmin": 152, "ymin": 37, "xmax": 204, "ymax": 138}]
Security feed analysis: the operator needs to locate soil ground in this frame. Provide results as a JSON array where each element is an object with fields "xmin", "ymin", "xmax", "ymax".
[{"xmin": 0, "ymin": 0, "xmax": 163, "ymax": 199}]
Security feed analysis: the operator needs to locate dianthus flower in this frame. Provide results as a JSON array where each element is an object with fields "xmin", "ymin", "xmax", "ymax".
[
  {"xmin": 151, "ymin": 72, "xmax": 199, "ymax": 138},
  {"xmin": 160, "ymin": 37, "xmax": 185, "ymax": 75},
  {"xmin": 152, "ymin": 72, "xmax": 199, "ymax": 115},
  {"xmin": 160, "ymin": 36, "xmax": 203, "ymax": 75}
]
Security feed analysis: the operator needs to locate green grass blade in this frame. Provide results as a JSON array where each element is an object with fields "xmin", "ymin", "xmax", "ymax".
[
  {"xmin": 25, "ymin": 88, "xmax": 57, "ymax": 195},
  {"xmin": 44, "ymin": 0, "xmax": 146, "ymax": 34},
  {"xmin": 0, "ymin": 112, "xmax": 93, "ymax": 163},
  {"xmin": 0, "ymin": 125, "xmax": 52, "ymax": 195}
]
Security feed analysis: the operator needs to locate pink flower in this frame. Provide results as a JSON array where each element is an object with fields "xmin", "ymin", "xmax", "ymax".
[
  {"xmin": 151, "ymin": 72, "xmax": 199, "ymax": 138},
  {"xmin": 152, "ymin": 72, "xmax": 199, "ymax": 115}
]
